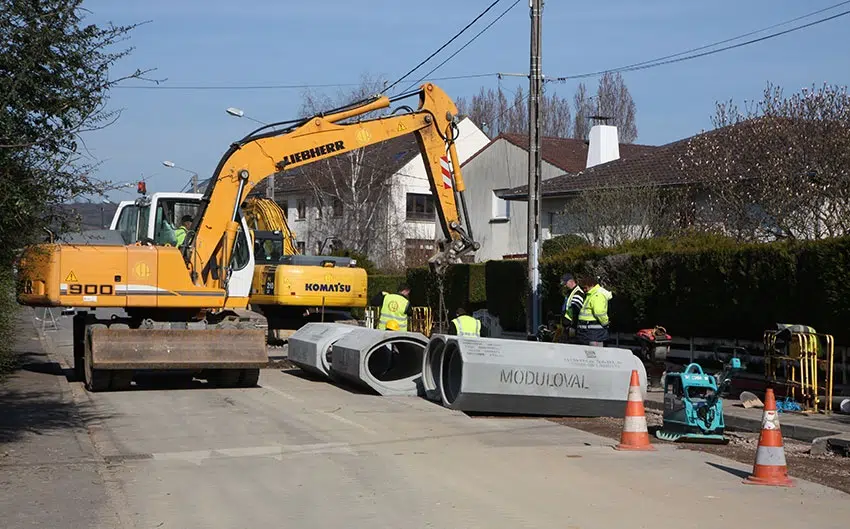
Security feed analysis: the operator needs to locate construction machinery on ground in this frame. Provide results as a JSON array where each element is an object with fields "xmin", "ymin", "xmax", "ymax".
[
  {"xmin": 655, "ymin": 358, "xmax": 742, "ymax": 444},
  {"xmin": 15, "ymin": 83, "xmax": 479, "ymax": 392},
  {"xmin": 108, "ymin": 193, "xmax": 369, "ymax": 337}
]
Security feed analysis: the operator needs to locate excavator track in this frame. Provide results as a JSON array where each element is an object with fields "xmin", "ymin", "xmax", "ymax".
[{"xmin": 73, "ymin": 311, "xmax": 267, "ymax": 392}]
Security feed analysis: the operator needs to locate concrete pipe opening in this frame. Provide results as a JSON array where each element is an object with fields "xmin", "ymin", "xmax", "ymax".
[
  {"xmin": 366, "ymin": 339, "xmax": 426, "ymax": 382},
  {"xmin": 439, "ymin": 341, "xmax": 463, "ymax": 406},
  {"xmin": 422, "ymin": 336, "xmax": 447, "ymax": 401}
]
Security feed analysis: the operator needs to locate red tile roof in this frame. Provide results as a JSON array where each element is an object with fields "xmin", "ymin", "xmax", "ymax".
[{"xmin": 462, "ymin": 133, "xmax": 658, "ymax": 174}]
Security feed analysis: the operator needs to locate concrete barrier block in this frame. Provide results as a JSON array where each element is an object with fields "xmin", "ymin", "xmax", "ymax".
[
  {"xmin": 330, "ymin": 328, "xmax": 430, "ymax": 396},
  {"xmin": 288, "ymin": 323, "xmax": 359, "ymax": 379},
  {"xmin": 438, "ymin": 336, "xmax": 647, "ymax": 417}
]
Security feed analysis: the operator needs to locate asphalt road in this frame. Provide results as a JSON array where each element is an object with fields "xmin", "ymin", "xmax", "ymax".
[{"xmin": 8, "ymin": 309, "xmax": 850, "ymax": 529}]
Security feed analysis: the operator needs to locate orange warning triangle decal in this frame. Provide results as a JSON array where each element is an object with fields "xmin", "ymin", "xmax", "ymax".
[{"xmin": 65, "ymin": 270, "xmax": 78, "ymax": 282}]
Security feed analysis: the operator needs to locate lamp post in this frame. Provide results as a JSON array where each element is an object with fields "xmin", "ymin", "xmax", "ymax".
[
  {"xmin": 162, "ymin": 160, "xmax": 199, "ymax": 193},
  {"xmin": 226, "ymin": 107, "xmax": 274, "ymax": 199}
]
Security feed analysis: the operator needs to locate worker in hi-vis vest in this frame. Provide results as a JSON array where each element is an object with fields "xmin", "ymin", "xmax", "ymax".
[
  {"xmin": 450, "ymin": 308, "xmax": 481, "ymax": 337},
  {"xmin": 576, "ymin": 275, "xmax": 613, "ymax": 346},
  {"xmin": 371, "ymin": 284, "xmax": 411, "ymax": 331}
]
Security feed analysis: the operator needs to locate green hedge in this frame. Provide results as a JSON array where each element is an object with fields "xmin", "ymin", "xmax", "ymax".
[
  {"xmin": 539, "ymin": 235, "xmax": 850, "ymax": 342},
  {"xmin": 367, "ymin": 274, "xmax": 405, "ymax": 305},
  {"xmin": 0, "ymin": 267, "xmax": 15, "ymax": 377},
  {"xmin": 485, "ymin": 260, "xmax": 527, "ymax": 331}
]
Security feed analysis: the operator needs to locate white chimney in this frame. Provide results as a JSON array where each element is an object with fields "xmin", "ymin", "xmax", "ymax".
[{"xmin": 586, "ymin": 124, "xmax": 620, "ymax": 169}]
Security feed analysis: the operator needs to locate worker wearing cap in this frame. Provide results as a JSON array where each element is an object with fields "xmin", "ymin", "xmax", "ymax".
[
  {"xmin": 576, "ymin": 275, "xmax": 611, "ymax": 346},
  {"xmin": 450, "ymin": 308, "xmax": 481, "ymax": 337},
  {"xmin": 371, "ymin": 284, "xmax": 411, "ymax": 331},
  {"xmin": 560, "ymin": 273, "xmax": 584, "ymax": 343}
]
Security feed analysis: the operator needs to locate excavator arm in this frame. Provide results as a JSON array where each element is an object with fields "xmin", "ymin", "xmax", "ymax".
[{"xmin": 184, "ymin": 83, "xmax": 478, "ymax": 289}]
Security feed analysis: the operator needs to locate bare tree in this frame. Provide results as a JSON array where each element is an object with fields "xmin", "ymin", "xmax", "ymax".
[
  {"xmin": 596, "ymin": 72, "xmax": 638, "ymax": 143},
  {"xmin": 291, "ymin": 74, "xmax": 407, "ymax": 264},
  {"xmin": 573, "ymin": 82, "xmax": 593, "ymax": 141},
  {"xmin": 565, "ymin": 185, "xmax": 662, "ymax": 247},
  {"xmin": 680, "ymin": 82, "xmax": 850, "ymax": 241},
  {"xmin": 456, "ymin": 85, "xmax": 571, "ymax": 138}
]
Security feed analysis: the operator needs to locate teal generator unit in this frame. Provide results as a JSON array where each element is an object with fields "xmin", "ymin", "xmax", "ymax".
[{"xmin": 656, "ymin": 359, "xmax": 741, "ymax": 444}]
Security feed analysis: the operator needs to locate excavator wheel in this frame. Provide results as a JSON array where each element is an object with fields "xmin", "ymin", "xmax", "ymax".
[
  {"xmin": 207, "ymin": 369, "xmax": 242, "ymax": 388},
  {"xmin": 85, "ymin": 324, "xmax": 112, "ymax": 392},
  {"xmin": 238, "ymin": 368, "xmax": 260, "ymax": 388}
]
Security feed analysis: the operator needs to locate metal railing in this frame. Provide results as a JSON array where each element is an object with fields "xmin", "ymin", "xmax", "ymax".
[{"xmin": 764, "ymin": 328, "xmax": 834, "ymax": 414}]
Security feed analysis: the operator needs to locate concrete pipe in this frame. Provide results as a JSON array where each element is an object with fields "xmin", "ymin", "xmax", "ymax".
[
  {"xmin": 438, "ymin": 336, "xmax": 647, "ymax": 417},
  {"xmin": 330, "ymin": 328, "xmax": 429, "ymax": 396},
  {"xmin": 287, "ymin": 323, "xmax": 359, "ymax": 379},
  {"xmin": 422, "ymin": 334, "xmax": 449, "ymax": 401}
]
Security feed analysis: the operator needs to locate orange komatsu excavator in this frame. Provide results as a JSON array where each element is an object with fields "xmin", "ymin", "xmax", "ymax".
[{"xmin": 15, "ymin": 83, "xmax": 479, "ymax": 392}]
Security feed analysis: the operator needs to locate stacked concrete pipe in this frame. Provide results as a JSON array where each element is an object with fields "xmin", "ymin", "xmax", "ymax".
[
  {"xmin": 287, "ymin": 323, "xmax": 359, "ymax": 379},
  {"xmin": 330, "ymin": 327, "xmax": 430, "ymax": 396},
  {"xmin": 421, "ymin": 334, "xmax": 449, "ymax": 401},
  {"xmin": 431, "ymin": 336, "xmax": 647, "ymax": 417}
]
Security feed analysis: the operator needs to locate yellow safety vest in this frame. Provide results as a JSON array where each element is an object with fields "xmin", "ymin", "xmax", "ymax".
[
  {"xmin": 175, "ymin": 226, "xmax": 188, "ymax": 247},
  {"xmin": 378, "ymin": 292, "xmax": 409, "ymax": 331},
  {"xmin": 452, "ymin": 315, "xmax": 481, "ymax": 337},
  {"xmin": 578, "ymin": 285, "xmax": 609, "ymax": 328}
]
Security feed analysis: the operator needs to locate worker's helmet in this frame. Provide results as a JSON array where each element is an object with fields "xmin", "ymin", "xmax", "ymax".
[{"xmin": 386, "ymin": 320, "xmax": 400, "ymax": 331}]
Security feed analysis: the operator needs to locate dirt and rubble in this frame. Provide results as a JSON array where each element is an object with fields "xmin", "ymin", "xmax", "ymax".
[{"xmin": 549, "ymin": 409, "xmax": 850, "ymax": 495}]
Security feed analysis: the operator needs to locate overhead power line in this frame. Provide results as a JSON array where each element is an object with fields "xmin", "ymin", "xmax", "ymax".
[
  {"xmin": 115, "ymin": 72, "xmax": 500, "ymax": 91},
  {"xmin": 550, "ymin": 3, "xmax": 850, "ymax": 81},
  {"xmin": 401, "ymin": 0, "xmax": 523, "ymax": 94},
  {"xmin": 384, "ymin": 0, "xmax": 506, "ymax": 93}
]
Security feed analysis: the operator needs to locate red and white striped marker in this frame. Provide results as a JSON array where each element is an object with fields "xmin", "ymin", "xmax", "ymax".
[
  {"xmin": 440, "ymin": 156, "xmax": 453, "ymax": 190},
  {"xmin": 614, "ymin": 369, "xmax": 656, "ymax": 451},
  {"xmin": 743, "ymin": 388, "xmax": 794, "ymax": 487}
]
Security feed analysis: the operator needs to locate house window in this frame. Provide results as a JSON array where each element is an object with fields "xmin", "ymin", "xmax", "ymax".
[
  {"xmin": 406, "ymin": 193, "xmax": 435, "ymax": 221},
  {"xmin": 296, "ymin": 199, "xmax": 306, "ymax": 220},
  {"xmin": 405, "ymin": 238, "xmax": 436, "ymax": 267},
  {"xmin": 332, "ymin": 198, "xmax": 343, "ymax": 218},
  {"xmin": 296, "ymin": 241, "xmax": 306, "ymax": 254},
  {"xmin": 491, "ymin": 190, "xmax": 510, "ymax": 220}
]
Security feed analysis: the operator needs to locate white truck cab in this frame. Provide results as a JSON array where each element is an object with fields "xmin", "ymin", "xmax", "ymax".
[{"xmin": 109, "ymin": 192, "xmax": 255, "ymax": 298}]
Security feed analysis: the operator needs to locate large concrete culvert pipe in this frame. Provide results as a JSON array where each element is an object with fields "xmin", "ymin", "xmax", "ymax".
[
  {"xmin": 422, "ymin": 335, "xmax": 449, "ymax": 402},
  {"xmin": 329, "ymin": 328, "xmax": 429, "ymax": 396},
  {"xmin": 287, "ymin": 323, "xmax": 359, "ymax": 379},
  {"xmin": 438, "ymin": 337, "xmax": 647, "ymax": 417}
]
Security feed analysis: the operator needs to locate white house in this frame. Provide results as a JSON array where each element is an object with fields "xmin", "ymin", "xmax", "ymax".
[
  {"xmin": 459, "ymin": 126, "xmax": 659, "ymax": 261},
  {"xmin": 252, "ymin": 117, "xmax": 490, "ymax": 270}
]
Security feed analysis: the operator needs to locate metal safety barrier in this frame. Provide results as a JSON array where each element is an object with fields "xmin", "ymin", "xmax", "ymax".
[
  {"xmin": 431, "ymin": 335, "xmax": 648, "ymax": 417},
  {"xmin": 764, "ymin": 326, "xmax": 835, "ymax": 413}
]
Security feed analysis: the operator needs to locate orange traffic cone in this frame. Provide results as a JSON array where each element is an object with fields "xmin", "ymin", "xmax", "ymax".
[
  {"xmin": 743, "ymin": 388, "xmax": 794, "ymax": 487},
  {"xmin": 615, "ymin": 370, "xmax": 655, "ymax": 451}
]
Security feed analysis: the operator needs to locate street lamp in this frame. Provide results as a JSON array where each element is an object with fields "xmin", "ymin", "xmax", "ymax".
[
  {"xmin": 226, "ymin": 107, "xmax": 267, "ymax": 126},
  {"xmin": 226, "ymin": 107, "xmax": 273, "ymax": 198},
  {"xmin": 162, "ymin": 160, "xmax": 199, "ymax": 193}
]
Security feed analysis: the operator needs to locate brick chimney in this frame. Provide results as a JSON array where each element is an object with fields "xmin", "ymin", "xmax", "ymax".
[{"xmin": 586, "ymin": 124, "xmax": 620, "ymax": 168}]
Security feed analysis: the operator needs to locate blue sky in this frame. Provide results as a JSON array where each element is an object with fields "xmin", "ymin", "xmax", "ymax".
[{"xmin": 79, "ymin": 0, "xmax": 850, "ymax": 201}]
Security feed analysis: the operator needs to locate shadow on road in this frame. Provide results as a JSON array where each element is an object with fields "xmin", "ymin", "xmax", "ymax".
[{"xmin": 706, "ymin": 461, "xmax": 750, "ymax": 479}]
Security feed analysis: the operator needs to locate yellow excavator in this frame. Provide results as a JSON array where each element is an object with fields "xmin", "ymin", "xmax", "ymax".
[
  {"xmin": 241, "ymin": 197, "xmax": 368, "ymax": 333},
  {"xmin": 107, "ymin": 192, "xmax": 369, "ymax": 338},
  {"xmin": 16, "ymin": 83, "xmax": 478, "ymax": 391}
]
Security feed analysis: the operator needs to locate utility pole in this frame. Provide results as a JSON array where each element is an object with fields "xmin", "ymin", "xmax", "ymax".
[{"xmin": 526, "ymin": 0, "xmax": 544, "ymax": 339}]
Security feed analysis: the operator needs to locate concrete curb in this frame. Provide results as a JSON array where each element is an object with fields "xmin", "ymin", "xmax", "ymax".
[{"xmin": 644, "ymin": 399, "xmax": 846, "ymax": 444}]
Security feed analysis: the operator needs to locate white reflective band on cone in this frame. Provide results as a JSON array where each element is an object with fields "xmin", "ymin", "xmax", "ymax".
[
  {"xmin": 623, "ymin": 415, "xmax": 648, "ymax": 433},
  {"xmin": 627, "ymin": 386, "xmax": 643, "ymax": 402},
  {"xmin": 754, "ymin": 445, "xmax": 787, "ymax": 466}
]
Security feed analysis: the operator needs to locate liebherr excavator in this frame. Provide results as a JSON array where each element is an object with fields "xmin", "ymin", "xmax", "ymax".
[{"xmin": 15, "ymin": 83, "xmax": 479, "ymax": 392}]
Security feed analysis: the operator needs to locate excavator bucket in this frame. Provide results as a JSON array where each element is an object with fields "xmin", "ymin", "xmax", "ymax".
[{"xmin": 89, "ymin": 327, "xmax": 267, "ymax": 370}]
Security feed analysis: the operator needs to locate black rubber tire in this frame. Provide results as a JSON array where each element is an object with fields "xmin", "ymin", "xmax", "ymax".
[
  {"xmin": 72, "ymin": 312, "xmax": 87, "ymax": 382},
  {"xmin": 109, "ymin": 370, "xmax": 134, "ymax": 391},
  {"xmin": 238, "ymin": 368, "xmax": 260, "ymax": 388},
  {"xmin": 86, "ymin": 367, "xmax": 112, "ymax": 392},
  {"xmin": 208, "ymin": 369, "xmax": 242, "ymax": 388}
]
